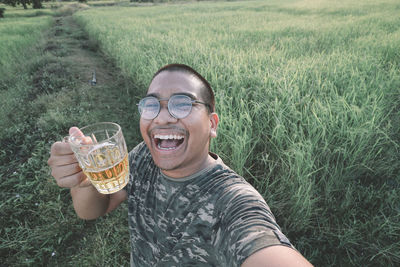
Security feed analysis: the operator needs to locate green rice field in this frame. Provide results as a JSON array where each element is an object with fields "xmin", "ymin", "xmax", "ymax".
[
  {"xmin": 0, "ymin": 6, "xmax": 52, "ymax": 82},
  {"xmin": 1, "ymin": 0, "xmax": 399, "ymax": 265},
  {"xmin": 74, "ymin": 1, "xmax": 400, "ymax": 264}
]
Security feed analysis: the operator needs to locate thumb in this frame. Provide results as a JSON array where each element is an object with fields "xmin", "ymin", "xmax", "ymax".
[
  {"xmin": 69, "ymin": 126, "xmax": 84, "ymax": 137},
  {"xmin": 69, "ymin": 126, "xmax": 92, "ymax": 145}
]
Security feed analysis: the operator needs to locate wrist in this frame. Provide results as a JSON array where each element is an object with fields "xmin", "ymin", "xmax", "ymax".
[{"xmin": 70, "ymin": 185, "xmax": 110, "ymax": 220}]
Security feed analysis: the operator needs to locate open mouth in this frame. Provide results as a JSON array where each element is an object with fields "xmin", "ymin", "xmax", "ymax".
[{"xmin": 154, "ymin": 134, "xmax": 185, "ymax": 151}]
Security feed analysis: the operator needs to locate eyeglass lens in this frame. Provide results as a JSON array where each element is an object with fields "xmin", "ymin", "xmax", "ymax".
[{"xmin": 139, "ymin": 95, "xmax": 194, "ymax": 120}]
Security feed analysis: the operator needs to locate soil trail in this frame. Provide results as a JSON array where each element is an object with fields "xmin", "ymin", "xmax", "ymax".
[
  {"xmin": 43, "ymin": 11, "xmax": 140, "ymax": 146},
  {"xmin": 48, "ymin": 14, "xmax": 114, "ymax": 89}
]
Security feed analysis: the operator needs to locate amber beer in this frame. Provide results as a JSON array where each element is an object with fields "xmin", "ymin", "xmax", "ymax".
[
  {"xmin": 68, "ymin": 122, "xmax": 129, "ymax": 194},
  {"xmin": 83, "ymin": 154, "xmax": 129, "ymax": 194}
]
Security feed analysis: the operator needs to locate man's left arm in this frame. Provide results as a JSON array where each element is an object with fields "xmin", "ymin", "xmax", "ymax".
[
  {"xmin": 215, "ymin": 182, "xmax": 313, "ymax": 266},
  {"xmin": 241, "ymin": 245, "xmax": 313, "ymax": 267}
]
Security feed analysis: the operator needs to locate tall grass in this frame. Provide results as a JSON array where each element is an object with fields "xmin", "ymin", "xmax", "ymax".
[
  {"xmin": 73, "ymin": 0, "xmax": 400, "ymax": 265},
  {"xmin": 0, "ymin": 7, "xmax": 54, "ymax": 141}
]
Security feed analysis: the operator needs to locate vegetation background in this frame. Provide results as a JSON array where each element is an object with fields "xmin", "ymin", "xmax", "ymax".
[{"xmin": 0, "ymin": 0, "xmax": 399, "ymax": 266}]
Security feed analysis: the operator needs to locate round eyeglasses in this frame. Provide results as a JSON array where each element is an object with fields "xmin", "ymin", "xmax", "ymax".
[{"xmin": 137, "ymin": 94, "xmax": 210, "ymax": 120}]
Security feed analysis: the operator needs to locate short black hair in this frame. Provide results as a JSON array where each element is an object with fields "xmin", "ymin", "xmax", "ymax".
[{"xmin": 151, "ymin": 63, "xmax": 215, "ymax": 113}]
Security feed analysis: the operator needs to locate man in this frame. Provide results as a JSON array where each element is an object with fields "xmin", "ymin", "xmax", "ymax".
[{"xmin": 48, "ymin": 64, "xmax": 313, "ymax": 266}]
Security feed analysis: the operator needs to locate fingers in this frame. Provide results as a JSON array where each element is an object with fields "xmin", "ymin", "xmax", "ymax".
[
  {"xmin": 49, "ymin": 126, "xmax": 94, "ymax": 189},
  {"xmin": 55, "ymin": 171, "xmax": 89, "ymax": 188},
  {"xmin": 51, "ymin": 162, "xmax": 82, "ymax": 179},
  {"xmin": 53, "ymin": 165, "xmax": 92, "ymax": 189},
  {"xmin": 50, "ymin": 141, "xmax": 73, "ymax": 156},
  {"xmin": 47, "ymin": 153, "xmax": 77, "ymax": 166},
  {"xmin": 48, "ymin": 129, "xmax": 82, "ymax": 188},
  {"xmin": 48, "ymin": 141, "xmax": 79, "ymax": 184}
]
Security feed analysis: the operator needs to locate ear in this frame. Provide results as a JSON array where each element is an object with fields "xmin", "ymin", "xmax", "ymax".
[{"xmin": 209, "ymin": 113, "xmax": 219, "ymax": 138}]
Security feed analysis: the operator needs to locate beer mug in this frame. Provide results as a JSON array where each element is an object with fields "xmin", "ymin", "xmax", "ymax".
[{"xmin": 66, "ymin": 122, "xmax": 129, "ymax": 194}]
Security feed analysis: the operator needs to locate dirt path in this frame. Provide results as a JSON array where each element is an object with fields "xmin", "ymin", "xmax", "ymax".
[
  {"xmin": 48, "ymin": 14, "xmax": 114, "ymax": 90},
  {"xmin": 42, "ymin": 11, "xmax": 141, "ymax": 147}
]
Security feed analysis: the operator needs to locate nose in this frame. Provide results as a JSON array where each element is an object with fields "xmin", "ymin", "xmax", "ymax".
[{"xmin": 153, "ymin": 102, "xmax": 178, "ymax": 124}]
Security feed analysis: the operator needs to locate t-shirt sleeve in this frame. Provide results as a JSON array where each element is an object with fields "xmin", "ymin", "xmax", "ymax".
[{"xmin": 215, "ymin": 183, "xmax": 293, "ymax": 266}]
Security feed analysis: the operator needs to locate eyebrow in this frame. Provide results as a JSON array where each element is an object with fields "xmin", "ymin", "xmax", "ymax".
[
  {"xmin": 145, "ymin": 92, "xmax": 198, "ymax": 100},
  {"xmin": 173, "ymin": 92, "xmax": 197, "ymax": 99},
  {"xmin": 145, "ymin": 93, "xmax": 160, "ymax": 98}
]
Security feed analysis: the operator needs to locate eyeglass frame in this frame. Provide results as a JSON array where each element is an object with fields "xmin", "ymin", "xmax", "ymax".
[{"xmin": 137, "ymin": 94, "xmax": 212, "ymax": 120}]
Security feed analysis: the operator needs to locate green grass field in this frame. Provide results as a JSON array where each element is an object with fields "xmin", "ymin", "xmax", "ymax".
[
  {"xmin": 1, "ymin": 0, "xmax": 399, "ymax": 265},
  {"xmin": 0, "ymin": 4, "xmax": 132, "ymax": 266},
  {"xmin": 75, "ymin": 1, "xmax": 400, "ymax": 264},
  {"xmin": 0, "ymin": 5, "xmax": 52, "ymax": 83}
]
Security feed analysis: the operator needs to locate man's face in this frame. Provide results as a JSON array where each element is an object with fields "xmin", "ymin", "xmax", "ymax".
[{"xmin": 140, "ymin": 71, "xmax": 218, "ymax": 178}]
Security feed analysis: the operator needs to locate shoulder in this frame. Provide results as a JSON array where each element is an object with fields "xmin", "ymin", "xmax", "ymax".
[
  {"xmin": 208, "ymin": 159, "xmax": 267, "ymax": 211},
  {"xmin": 207, "ymin": 158, "xmax": 280, "ymax": 233},
  {"xmin": 128, "ymin": 141, "xmax": 152, "ymax": 168}
]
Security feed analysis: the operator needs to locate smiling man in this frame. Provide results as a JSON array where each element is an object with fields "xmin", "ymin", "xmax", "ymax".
[{"xmin": 48, "ymin": 64, "xmax": 312, "ymax": 266}]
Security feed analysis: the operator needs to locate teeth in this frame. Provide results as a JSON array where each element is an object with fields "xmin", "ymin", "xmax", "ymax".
[
  {"xmin": 154, "ymin": 134, "xmax": 184, "ymax": 140},
  {"xmin": 157, "ymin": 143, "xmax": 177, "ymax": 150}
]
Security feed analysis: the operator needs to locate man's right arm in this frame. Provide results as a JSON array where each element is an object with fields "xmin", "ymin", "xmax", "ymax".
[
  {"xmin": 47, "ymin": 128, "xmax": 126, "ymax": 220},
  {"xmin": 70, "ymin": 183, "xmax": 127, "ymax": 220}
]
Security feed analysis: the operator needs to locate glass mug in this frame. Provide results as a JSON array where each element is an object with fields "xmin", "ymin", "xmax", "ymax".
[{"xmin": 66, "ymin": 122, "xmax": 129, "ymax": 194}]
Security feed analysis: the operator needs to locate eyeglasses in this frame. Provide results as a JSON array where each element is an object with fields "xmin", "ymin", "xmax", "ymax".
[{"xmin": 137, "ymin": 94, "xmax": 210, "ymax": 120}]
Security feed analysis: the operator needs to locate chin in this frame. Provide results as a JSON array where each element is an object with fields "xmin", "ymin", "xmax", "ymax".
[{"xmin": 152, "ymin": 157, "xmax": 182, "ymax": 172}]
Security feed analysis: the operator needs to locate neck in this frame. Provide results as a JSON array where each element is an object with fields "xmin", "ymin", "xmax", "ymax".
[{"xmin": 161, "ymin": 153, "xmax": 216, "ymax": 179}]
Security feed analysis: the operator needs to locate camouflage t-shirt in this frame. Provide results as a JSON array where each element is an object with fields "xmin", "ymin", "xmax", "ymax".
[{"xmin": 127, "ymin": 142, "xmax": 293, "ymax": 267}]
